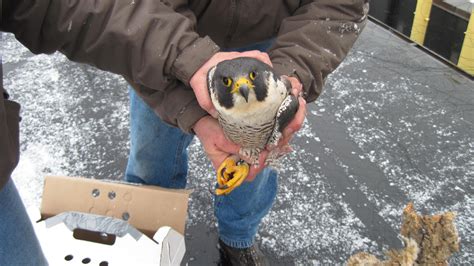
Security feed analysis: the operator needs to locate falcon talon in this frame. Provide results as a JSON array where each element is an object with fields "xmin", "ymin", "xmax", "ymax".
[
  {"xmin": 236, "ymin": 159, "xmax": 246, "ymax": 165},
  {"xmin": 266, "ymin": 143, "xmax": 278, "ymax": 151},
  {"xmin": 215, "ymin": 156, "xmax": 250, "ymax": 196}
]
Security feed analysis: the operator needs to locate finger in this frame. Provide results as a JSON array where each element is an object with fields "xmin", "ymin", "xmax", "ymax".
[
  {"xmin": 291, "ymin": 83, "xmax": 303, "ymax": 97},
  {"xmin": 212, "ymin": 152, "xmax": 231, "ymax": 170},
  {"xmin": 241, "ymin": 50, "xmax": 272, "ymax": 66},
  {"xmin": 210, "ymin": 52, "xmax": 238, "ymax": 64},
  {"xmin": 209, "ymin": 109, "xmax": 218, "ymax": 118},
  {"xmin": 211, "ymin": 155, "xmax": 223, "ymax": 169},
  {"xmin": 191, "ymin": 72, "xmax": 214, "ymax": 112},
  {"xmin": 245, "ymin": 151, "xmax": 268, "ymax": 181},
  {"xmin": 218, "ymin": 137, "xmax": 241, "ymax": 155},
  {"xmin": 270, "ymin": 141, "xmax": 293, "ymax": 159},
  {"xmin": 195, "ymin": 92, "xmax": 214, "ymax": 113},
  {"xmin": 283, "ymin": 97, "xmax": 306, "ymax": 138},
  {"xmin": 246, "ymin": 167, "xmax": 260, "ymax": 181},
  {"xmin": 285, "ymin": 76, "xmax": 303, "ymax": 96},
  {"xmin": 278, "ymin": 132, "xmax": 293, "ymax": 149},
  {"xmin": 257, "ymin": 52, "xmax": 272, "ymax": 66},
  {"xmin": 221, "ymin": 51, "xmax": 240, "ymax": 61},
  {"xmin": 193, "ymin": 82, "xmax": 218, "ymax": 116}
]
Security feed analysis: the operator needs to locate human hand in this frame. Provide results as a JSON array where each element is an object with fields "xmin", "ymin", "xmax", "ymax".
[
  {"xmin": 285, "ymin": 76, "xmax": 304, "ymax": 97},
  {"xmin": 245, "ymin": 151, "xmax": 269, "ymax": 181},
  {"xmin": 193, "ymin": 115, "xmax": 240, "ymax": 169},
  {"xmin": 193, "ymin": 115, "xmax": 267, "ymax": 182},
  {"xmin": 189, "ymin": 50, "xmax": 272, "ymax": 118}
]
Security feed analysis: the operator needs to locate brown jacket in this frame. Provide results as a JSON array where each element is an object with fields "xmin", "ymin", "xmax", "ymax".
[{"xmin": 1, "ymin": 0, "xmax": 368, "ymax": 189}]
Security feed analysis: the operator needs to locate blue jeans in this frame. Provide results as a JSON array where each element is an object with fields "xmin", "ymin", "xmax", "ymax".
[
  {"xmin": 0, "ymin": 178, "xmax": 48, "ymax": 265},
  {"xmin": 125, "ymin": 40, "xmax": 277, "ymax": 248}
]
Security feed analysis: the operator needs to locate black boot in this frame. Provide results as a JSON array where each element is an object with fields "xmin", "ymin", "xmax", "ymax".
[{"xmin": 218, "ymin": 239, "xmax": 269, "ymax": 266}]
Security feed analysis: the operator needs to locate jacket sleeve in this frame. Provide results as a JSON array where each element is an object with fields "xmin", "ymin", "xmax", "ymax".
[
  {"xmin": 2, "ymin": 0, "xmax": 217, "ymax": 132},
  {"xmin": 269, "ymin": 0, "xmax": 369, "ymax": 103}
]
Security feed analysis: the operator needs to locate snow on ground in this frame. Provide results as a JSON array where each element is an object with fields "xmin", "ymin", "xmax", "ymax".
[
  {"xmin": 3, "ymin": 20, "xmax": 473, "ymax": 265},
  {"xmin": 4, "ymin": 41, "xmax": 130, "ymax": 209}
]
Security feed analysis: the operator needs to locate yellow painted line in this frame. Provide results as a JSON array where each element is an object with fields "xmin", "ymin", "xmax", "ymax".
[
  {"xmin": 410, "ymin": 0, "xmax": 433, "ymax": 45},
  {"xmin": 458, "ymin": 10, "xmax": 474, "ymax": 75}
]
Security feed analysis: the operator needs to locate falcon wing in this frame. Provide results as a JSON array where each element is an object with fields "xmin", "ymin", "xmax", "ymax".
[{"xmin": 267, "ymin": 94, "xmax": 300, "ymax": 147}]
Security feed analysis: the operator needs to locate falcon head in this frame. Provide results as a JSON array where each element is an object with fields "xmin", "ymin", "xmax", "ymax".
[{"xmin": 207, "ymin": 57, "xmax": 279, "ymax": 110}]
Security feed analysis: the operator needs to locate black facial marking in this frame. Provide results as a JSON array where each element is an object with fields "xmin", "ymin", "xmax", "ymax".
[
  {"xmin": 211, "ymin": 57, "xmax": 278, "ymax": 107},
  {"xmin": 253, "ymin": 71, "xmax": 268, "ymax": 101},
  {"xmin": 212, "ymin": 76, "xmax": 234, "ymax": 109}
]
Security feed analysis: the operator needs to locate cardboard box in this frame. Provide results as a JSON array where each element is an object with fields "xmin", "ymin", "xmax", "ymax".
[{"xmin": 29, "ymin": 176, "xmax": 192, "ymax": 265}]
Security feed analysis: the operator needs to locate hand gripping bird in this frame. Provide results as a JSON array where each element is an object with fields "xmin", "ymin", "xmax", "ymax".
[{"xmin": 207, "ymin": 57, "xmax": 300, "ymax": 195}]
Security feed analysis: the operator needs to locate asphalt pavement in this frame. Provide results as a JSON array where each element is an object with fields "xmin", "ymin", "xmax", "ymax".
[{"xmin": 3, "ymin": 21, "xmax": 473, "ymax": 264}]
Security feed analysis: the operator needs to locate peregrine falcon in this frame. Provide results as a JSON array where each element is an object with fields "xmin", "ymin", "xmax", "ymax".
[{"xmin": 207, "ymin": 57, "xmax": 299, "ymax": 195}]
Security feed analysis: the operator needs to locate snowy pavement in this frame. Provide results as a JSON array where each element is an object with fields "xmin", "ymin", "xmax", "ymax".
[{"xmin": 3, "ymin": 21, "xmax": 473, "ymax": 265}]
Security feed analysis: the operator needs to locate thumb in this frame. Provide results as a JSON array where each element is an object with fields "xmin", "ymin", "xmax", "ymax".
[{"xmin": 209, "ymin": 108, "xmax": 218, "ymax": 118}]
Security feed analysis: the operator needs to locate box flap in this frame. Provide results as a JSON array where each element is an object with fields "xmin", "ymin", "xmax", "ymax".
[{"xmin": 40, "ymin": 176, "xmax": 191, "ymax": 237}]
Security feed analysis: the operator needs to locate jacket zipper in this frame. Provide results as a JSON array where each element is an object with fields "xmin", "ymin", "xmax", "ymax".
[{"xmin": 225, "ymin": 0, "xmax": 240, "ymax": 46}]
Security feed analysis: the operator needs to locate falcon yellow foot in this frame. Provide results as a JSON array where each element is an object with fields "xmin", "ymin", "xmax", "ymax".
[{"xmin": 215, "ymin": 156, "xmax": 250, "ymax": 196}]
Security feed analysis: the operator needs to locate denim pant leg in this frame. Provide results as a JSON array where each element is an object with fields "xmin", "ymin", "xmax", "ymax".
[
  {"xmin": 125, "ymin": 88, "xmax": 194, "ymax": 189},
  {"xmin": 0, "ymin": 178, "xmax": 48, "ymax": 265},
  {"xmin": 215, "ymin": 168, "xmax": 278, "ymax": 248}
]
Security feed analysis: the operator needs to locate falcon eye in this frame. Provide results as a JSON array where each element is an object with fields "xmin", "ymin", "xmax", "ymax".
[
  {"xmin": 222, "ymin": 77, "xmax": 232, "ymax": 87},
  {"xmin": 249, "ymin": 71, "xmax": 257, "ymax": 80}
]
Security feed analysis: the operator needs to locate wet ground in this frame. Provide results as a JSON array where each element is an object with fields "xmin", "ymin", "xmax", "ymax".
[{"xmin": 3, "ymin": 21, "xmax": 473, "ymax": 265}]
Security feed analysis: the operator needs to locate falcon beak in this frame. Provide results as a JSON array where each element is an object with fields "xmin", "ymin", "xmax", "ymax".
[
  {"xmin": 239, "ymin": 87, "xmax": 249, "ymax": 102},
  {"xmin": 232, "ymin": 77, "xmax": 254, "ymax": 102}
]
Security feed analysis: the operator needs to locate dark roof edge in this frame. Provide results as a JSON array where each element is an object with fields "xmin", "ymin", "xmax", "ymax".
[{"xmin": 368, "ymin": 15, "xmax": 473, "ymax": 81}]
